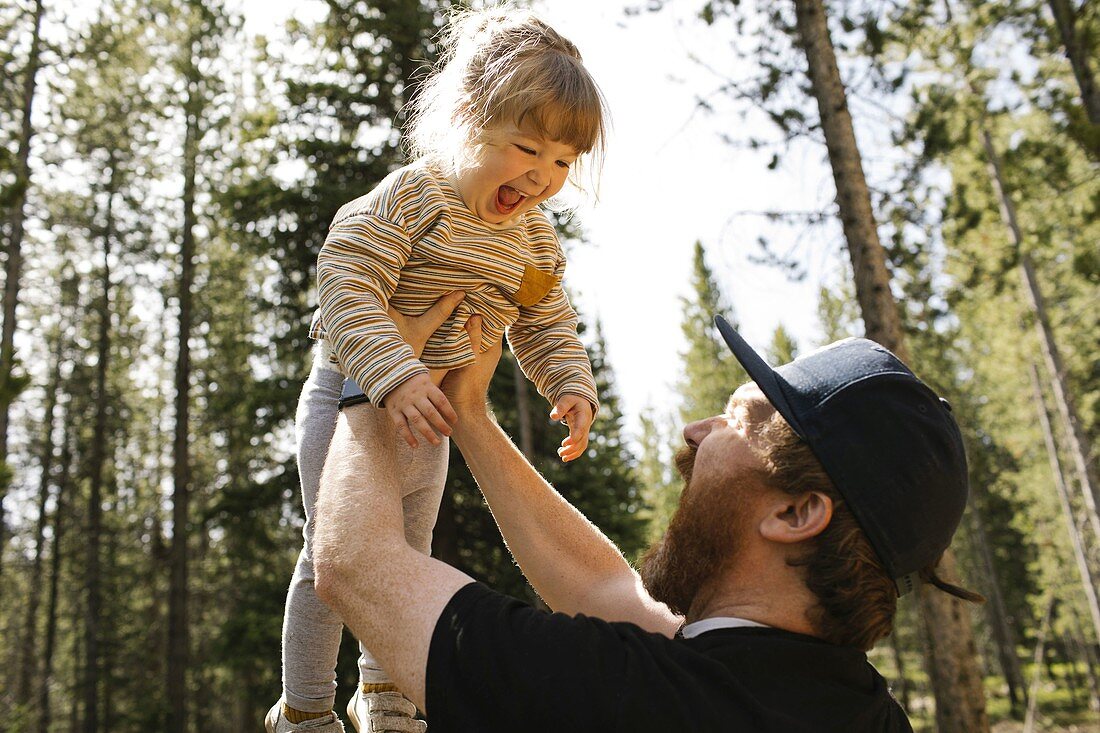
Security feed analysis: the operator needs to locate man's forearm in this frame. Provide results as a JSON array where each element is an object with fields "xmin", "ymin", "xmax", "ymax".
[
  {"xmin": 452, "ymin": 409, "xmax": 680, "ymax": 634},
  {"xmin": 312, "ymin": 405, "xmax": 472, "ymax": 710}
]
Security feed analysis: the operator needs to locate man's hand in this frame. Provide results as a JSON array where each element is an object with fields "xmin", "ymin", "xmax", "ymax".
[
  {"xmin": 381, "ymin": 291, "xmax": 467, "ymax": 447},
  {"xmin": 439, "ymin": 315, "xmax": 501, "ymax": 419},
  {"xmin": 386, "ymin": 290, "xmax": 465, "ymax": 359},
  {"xmin": 550, "ymin": 395, "xmax": 594, "ymax": 462}
]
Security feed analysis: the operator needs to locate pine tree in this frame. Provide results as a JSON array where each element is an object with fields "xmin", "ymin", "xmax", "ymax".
[
  {"xmin": 767, "ymin": 323, "xmax": 798, "ymax": 364},
  {"xmin": 48, "ymin": 3, "xmax": 159, "ymax": 727},
  {"xmin": 677, "ymin": 241, "xmax": 747, "ymax": 424},
  {"xmin": 0, "ymin": 0, "xmax": 43, "ymax": 593},
  {"xmin": 636, "ymin": 407, "xmax": 679, "ymax": 544}
]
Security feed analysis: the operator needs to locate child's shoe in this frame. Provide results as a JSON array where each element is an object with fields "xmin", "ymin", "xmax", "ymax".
[
  {"xmin": 265, "ymin": 699, "xmax": 346, "ymax": 733},
  {"xmin": 346, "ymin": 684, "xmax": 426, "ymax": 733}
]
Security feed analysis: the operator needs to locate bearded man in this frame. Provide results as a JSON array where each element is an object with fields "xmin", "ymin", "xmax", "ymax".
[{"xmin": 312, "ymin": 301, "xmax": 979, "ymax": 733}]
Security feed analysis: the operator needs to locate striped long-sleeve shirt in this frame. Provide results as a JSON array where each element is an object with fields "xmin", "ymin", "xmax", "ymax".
[{"xmin": 309, "ymin": 163, "xmax": 598, "ymax": 412}]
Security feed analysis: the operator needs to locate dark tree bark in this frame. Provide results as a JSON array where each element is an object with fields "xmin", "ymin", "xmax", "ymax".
[
  {"xmin": 964, "ymin": 73, "xmax": 1100, "ymax": 541},
  {"xmin": 167, "ymin": 32, "xmax": 201, "ymax": 733},
  {"xmin": 1068, "ymin": 606, "xmax": 1100, "ymax": 712},
  {"xmin": 82, "ymin": 160, "xmax": 118, "ymax": 733},
  {"xmin": 967, "ymin": 504, "xmax": 1027, "ymax": 717},
  {"xmin": 888, "ymin": 631, "xmax": 911, "ymax": 714},
  {"xmin": 17, "ymin": 305, "xmax": 68, "ymax": 706},
  {"xmin": 1023, "ymin": 595, "xmax": 1057, "ymax": 733},
  {"xmin": 1046, "ymin": 0, "xmax": 1100, "ymax": 124},
  {"xmin": 0, "ymin": 0, "xmax": 45, "ymax": 589},
  {"xmin": 790, "ymin": 1, "xmax": 989, "ymax": 729},
  {"xmin": 1029, "ymin": 363, "xmax": 1100, "ymax": 639},
  {"xmin": 40, "ymin": 394, "xmax": 74, "ymax": 733}
]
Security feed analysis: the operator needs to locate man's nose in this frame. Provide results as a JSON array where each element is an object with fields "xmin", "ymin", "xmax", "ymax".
[{"xmin": 683, "ymin": 417, "xmax": 718, "ymax": 449}]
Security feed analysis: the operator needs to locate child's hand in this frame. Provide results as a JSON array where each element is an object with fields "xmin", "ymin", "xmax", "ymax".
[
  {"xmin": 384, "ymin": 372, "xmax": 457, "ymax": 448},
  {"xmin": 550, "ymin": 395, "xmax": 594, "ymax": 463}
]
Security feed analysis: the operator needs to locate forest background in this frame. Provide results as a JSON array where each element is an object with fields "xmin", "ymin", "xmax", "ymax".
[{"xmin": 0, "ymin": 0, "xmax": 1097, "ymax": 732}]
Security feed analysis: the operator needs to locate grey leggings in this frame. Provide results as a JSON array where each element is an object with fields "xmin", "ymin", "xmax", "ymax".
[{"xmin": 280, "ymin": 350, "xmax": 448, "ymax": 712}]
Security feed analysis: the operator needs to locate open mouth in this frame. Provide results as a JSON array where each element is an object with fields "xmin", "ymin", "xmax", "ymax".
[{"xmin": 495, "ymin": 185, "xmax": 527, "ymax": 216}]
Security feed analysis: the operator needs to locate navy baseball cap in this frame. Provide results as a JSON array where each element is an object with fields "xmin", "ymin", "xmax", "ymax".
[{"xmin": 714, "ymin": 315, "xmax": 969, "ymax": 595}]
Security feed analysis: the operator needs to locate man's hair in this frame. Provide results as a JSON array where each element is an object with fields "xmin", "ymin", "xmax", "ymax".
[{"xmin": 754, "ymin": 412, "xmax": 983, "ymax": 650}]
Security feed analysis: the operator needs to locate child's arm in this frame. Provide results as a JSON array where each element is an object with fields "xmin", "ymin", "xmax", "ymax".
[{"xmin": 507, "ymin": 255, "xmax": 599, "ymax": 462}]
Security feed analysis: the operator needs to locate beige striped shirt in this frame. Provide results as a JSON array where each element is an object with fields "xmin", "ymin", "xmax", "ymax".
[{"xmin": 309, "ymin": 163, "xmax": 598, "ymax": 411}]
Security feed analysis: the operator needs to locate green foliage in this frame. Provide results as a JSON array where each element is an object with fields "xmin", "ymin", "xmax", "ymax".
[
  {"xmin": 766, "ymin": 323, "xmax": 798, "ymax": 364},
  {"xmin": 635, "ymin": 406, "xmax": 680, "ymax": 545},
  {"xmin": 677, "ymin": 241, "xmax": 748, "ymax": 424}
]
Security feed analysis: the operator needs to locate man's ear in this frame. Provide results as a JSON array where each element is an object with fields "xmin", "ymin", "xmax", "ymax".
[{"xmin": 759, "ymin": 491, "xmax": 833, "ymax": 544}]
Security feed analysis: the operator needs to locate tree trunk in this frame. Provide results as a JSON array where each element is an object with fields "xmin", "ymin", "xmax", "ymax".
[
  {"xmin": 167, "ymin": 48, "xmax": 200, "ymax": 733},
  {"xmin": 977, "ymin": 117, "xmax": 1100, "ymax": 541},
  {"xmin": 888, "ymin": 631, "xmax": 911, "ymax": 714},
  {"xmin": 791, "ymin": 0, "xmax": 899, "ymax": 349},
  {"xmin": 968, "ymin": 504, "xmax": 1027, "ymax": 717},
  {"xmin": 1023, "ymin": 594, "xmax": 1057, "ymax": 733},
  {"xmin": 1068, "ymin": 606, "xmax": 1100, "ymax": 711},
  {"xmin": 1046, "ymin": 0, "xmax": 1100, "ymax": 124},
  {"xmin": 17, "ymin": 313, "xmax": 66, "ymax": 706},
  {"xmin": 1062, "ymin": 633, "xmax": 1083, "ymax": 707},
  {"xmin": 915, "ymin": 551, "xmax": 990, "ymax": 733},
  {"xmin": 0, "ymin": 0, "xmax": 45, "ymax": 590},
  {"xmin": 40, "ymin": 398, "xmax": 74, "ymax": 733},
  {"xmin": 1029, "ymin": 363, "xmax": 1100, "ymax": 639},
  {"xmin": 791, "ymin": 2, "xmax": 989, "ymax": 729},
  {"xmin": 82, "ymin": 161, "xmax": 118, "ymax": 733}
]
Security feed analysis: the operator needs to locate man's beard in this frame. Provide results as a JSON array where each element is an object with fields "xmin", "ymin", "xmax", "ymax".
[{"xmin": 639, "ymin": 444, "xmax": 743, "ymax": 618}]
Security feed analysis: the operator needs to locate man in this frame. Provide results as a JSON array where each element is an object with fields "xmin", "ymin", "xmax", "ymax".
[{"xmin": 312, "ymin": 302, "xmax": 980, "ymax": 732}]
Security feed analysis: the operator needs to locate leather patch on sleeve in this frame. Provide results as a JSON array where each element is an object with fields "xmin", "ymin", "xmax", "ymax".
[{"xmin": 513, "ymin": 263, "xmax": 559, "ymax": 307}]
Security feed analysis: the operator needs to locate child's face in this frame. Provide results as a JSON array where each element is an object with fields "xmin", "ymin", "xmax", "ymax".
[{"xmin": 453, "ymin": 125, "xmax": 580, "ymax": 226}]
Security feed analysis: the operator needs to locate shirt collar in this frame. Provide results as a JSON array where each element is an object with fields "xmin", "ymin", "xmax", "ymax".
[{"xmin": 679, "ymin": 616, "xmax": 770, "ymax": 639}]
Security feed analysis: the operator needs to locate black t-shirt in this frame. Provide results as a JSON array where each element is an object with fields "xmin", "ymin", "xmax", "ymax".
[{"xmin": 426, "ymin": 582, "xmax": 912, "ymax": 733}]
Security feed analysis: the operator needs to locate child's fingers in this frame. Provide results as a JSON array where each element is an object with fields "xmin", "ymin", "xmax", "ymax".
[
  {"xmin": 416, "ymin": 397, "xmax": 453, "ymax": 438},
  {"xmin": 404, "ymin": 406, "xmax": 443, "ymax": 446},
  {"xmin": 391, "ymin": 412, "xmax": 419, "ymax": 448},
  {"xmin": 429, "ymin": 389, "xmax": 458, "ymax": 426},
  {"xmin": 558, "ymin": 445, "xmax": 580, "ymax": 462}
]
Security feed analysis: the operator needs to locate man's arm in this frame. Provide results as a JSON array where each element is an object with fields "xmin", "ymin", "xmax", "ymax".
[
  {"xmin": 444, "ymin": 344, "xmax": 682, "ymax": 636},
  {"xmin": 313, "ymin": 403, "xmax": 473, "ymax": 712},
  {"xmin": 312, "ymin": 295, "xmax": 475, "ymax": 712}
]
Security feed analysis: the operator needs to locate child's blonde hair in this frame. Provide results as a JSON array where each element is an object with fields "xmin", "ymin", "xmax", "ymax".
[{"xmin": 406, "ymin": 6, "xmax": 607, "ymax": 190}]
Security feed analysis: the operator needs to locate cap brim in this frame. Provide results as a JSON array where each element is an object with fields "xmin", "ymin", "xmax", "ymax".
[{"xmin": 713, "ymin": 315, "xmax": 806, "ymax": 439}]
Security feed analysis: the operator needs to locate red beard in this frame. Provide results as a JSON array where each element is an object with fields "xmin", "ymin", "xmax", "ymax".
[{"xmin": 639, "ymin": 444, "xmax": 746, "ymax": 617}]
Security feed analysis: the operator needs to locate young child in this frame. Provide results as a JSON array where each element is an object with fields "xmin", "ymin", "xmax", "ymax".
[{"xmin": 266, "ymin": 7, "xmax": 607, "ymax": 733}]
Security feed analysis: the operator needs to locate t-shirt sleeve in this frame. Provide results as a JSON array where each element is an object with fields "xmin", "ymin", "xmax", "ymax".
[{"xmin": 426, "ymin": 583, "xmax": 638, "ymax": 732}]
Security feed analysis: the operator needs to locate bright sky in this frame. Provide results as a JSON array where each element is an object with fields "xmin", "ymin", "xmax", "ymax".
[{"xmin": 237, "ymin": 0, "xmax": 844, "ymax": 435}]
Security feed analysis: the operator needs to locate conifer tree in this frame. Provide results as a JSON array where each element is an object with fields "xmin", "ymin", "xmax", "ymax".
[
  {"xmin": 767, "ymin": 323, "xmax": 798, "ymax": 364},
  {"xmin": 0, "ymin": 0, "xmax": 43, "ymax": 591},
  {"xmin": 636, "ymin": 407, "xmax": 679, "ymax": 544},
  {"xmin": 677, "ymin": 241, "xmax": 747, "ymax": 424}
]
